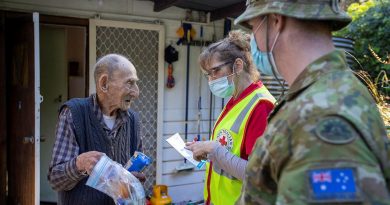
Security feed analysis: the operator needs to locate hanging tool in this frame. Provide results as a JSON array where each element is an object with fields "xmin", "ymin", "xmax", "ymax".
[
  {"xmin": 208, "ymin": 92, "xmax": 213, "ymax": 139},
  {"xmin": 221, "ymin": 19, "xmax": 233, "ymax": 108},
  {"xmin": 208, "ymin": 23, "xmax": 217, "ymax": 139},
  {"xmin": 166, "ymin": 64, "xmax": 175, "ymax": 88},
  {"xmin": 184, "ymin": 30, "xmax": 190, "ymax": 156},
  {"xmin": 164, "ymin": 43, "xmax": 178, "ymax": 88},
  {"xmin": 176, "ymin": 22, "xmax": 195, "ymax": 171},
  {"xmin": 176, "ymin": 22, "xmax": 196, "ymax": 45},
  {"xmin": 197, "ymin": 25, "xmax": 205, "ymax": 142}
]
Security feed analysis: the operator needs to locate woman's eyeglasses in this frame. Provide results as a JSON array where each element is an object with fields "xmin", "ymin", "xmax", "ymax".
[{"xmin": 202, "ymin": 61, "xmax": 232, "ymax": 79}]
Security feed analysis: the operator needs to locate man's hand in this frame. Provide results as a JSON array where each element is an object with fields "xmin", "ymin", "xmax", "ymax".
[
  {"xmin": 76, "ymin": 151, "xmax": 104, "ymax": 175},
  {"xmin": 131, "ymin": 172, "xmax": 146, "ymax": 182}
]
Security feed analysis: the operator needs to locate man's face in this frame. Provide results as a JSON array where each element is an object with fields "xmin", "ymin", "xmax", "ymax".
[{"xmin": 106, "ymin": 63, "xmax": 139, "ymax": 111}]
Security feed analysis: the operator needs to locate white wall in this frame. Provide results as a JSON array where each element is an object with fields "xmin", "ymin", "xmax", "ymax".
[{"xmin": 0, "ymin": 0, "xmax": 233, "ymax": 203}]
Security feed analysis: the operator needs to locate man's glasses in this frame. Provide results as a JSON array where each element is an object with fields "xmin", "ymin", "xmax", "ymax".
[{"xmin": 202, "ymin": 61, "xmax": 232, "ymax": 79}]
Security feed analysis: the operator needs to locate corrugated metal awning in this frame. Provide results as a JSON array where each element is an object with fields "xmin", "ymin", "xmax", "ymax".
[{"xmin": 152, "ymin": 0, "xmax": 245, "ymax": 21}]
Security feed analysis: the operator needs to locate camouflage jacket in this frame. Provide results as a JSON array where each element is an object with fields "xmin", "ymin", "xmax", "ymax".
[{"xmin": 237, "ymin": 50, "xmax": 390, "ymax": 205}]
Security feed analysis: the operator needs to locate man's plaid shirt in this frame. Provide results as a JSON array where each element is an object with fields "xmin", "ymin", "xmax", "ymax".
[{"xmin": 47, "ymin": 94, "xmax": 142, "ymax": 191}]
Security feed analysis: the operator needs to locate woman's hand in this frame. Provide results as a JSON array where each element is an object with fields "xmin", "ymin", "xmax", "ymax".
[{"xmin": 185, "ymin": 140, "xmax": 218, "ymax": 161}]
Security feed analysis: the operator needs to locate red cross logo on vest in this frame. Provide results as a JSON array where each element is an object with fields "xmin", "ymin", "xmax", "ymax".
[
  {"xmin": 219, "ymin": 136, "xmax": 227, "ymax": 146},
  {"xmin": 216, "ymin": 129, "xmax": 233, "ymax": 151}
]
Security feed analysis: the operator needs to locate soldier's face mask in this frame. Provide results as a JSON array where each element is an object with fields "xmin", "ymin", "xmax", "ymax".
[{"xmin": 250, "ymin": 16, "xmax": 281, "ymax": 77}]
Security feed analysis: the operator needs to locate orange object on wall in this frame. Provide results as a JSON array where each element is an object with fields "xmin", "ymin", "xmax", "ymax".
[{"xmin": 166, "ymin": 64, "xmax": 175, "ymax": 88}]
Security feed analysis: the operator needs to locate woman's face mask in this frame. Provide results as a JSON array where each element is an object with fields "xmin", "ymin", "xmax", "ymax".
[
  {"xmin": 250, "ymin": 16, "xmax": 281, "ymax": 76},
  {"xmin": 208, "ymin": 65, "xmax": 236, "ymax": 98}
]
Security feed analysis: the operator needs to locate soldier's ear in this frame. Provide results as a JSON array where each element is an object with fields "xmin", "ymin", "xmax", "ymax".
[{"xmin": 269, "ymin": 14, "xmax": 285, "ymax": 33}]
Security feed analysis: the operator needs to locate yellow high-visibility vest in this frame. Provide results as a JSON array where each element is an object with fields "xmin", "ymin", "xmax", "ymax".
[{"xmin": 204, "ymin": 85, "xmax": 275, "ymax": 205}]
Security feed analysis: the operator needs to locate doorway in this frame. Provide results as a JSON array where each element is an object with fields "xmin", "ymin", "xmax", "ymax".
[
  {"xmin": 39, "ymin": 19, "xmax": 88, "ymax": 203},
  {"xmin": 0, "ymin": 12, "xmax": 88, "ymax": 204}
]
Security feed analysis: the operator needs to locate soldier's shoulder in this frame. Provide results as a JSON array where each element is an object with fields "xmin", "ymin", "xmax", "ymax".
[{"xmin": 298, "ymin": 69, "xmax": 375, "ymax": 111}]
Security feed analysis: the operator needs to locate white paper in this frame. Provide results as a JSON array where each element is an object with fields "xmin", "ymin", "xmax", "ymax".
[{"xmin": 166, "ymin": 133, "xmax": 200, "ymax": 166}]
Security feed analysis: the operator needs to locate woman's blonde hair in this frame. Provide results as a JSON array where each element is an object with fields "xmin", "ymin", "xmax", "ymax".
[{"xmin": 198, "ymin": 30, "xmax": 260, "ymax": 82}]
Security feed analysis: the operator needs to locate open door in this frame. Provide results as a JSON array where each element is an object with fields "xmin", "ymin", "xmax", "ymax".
[
  {"xmin": 5, "ymin": 12, "xmax": 40, "ymax": 205},
  {"xmin": 0, "ymin": 11, "xmax": 7, "ymax": 205}
]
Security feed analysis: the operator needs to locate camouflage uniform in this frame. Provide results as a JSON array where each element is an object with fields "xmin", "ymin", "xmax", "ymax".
[{"xmin": 234, "ymin": 0, "xmax": 390, "ymax": 204}]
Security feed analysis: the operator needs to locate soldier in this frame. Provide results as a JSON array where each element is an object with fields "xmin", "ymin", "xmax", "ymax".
[{"xmin": 234, "ymin": 0, "xmax": 390, "ymax": 204}]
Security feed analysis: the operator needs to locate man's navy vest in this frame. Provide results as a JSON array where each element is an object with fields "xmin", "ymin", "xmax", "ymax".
[{"xmin": 58, "ymin": 96, "xmax": 140, "ymax": 205}]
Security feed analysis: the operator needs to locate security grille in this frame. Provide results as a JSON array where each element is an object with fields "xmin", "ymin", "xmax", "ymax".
[{"xmin": 96, "ymin": 25, "xmax": 159, "ymax": 194}]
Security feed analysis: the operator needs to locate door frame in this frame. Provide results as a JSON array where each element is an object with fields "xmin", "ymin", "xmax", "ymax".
[
  {"xmin": 33, "ymin": 12, "xmax": 40, "ymax": 205},
  {"xmin": 89, "ymin": 19, "xmax": 165, "ymax": 183},
  {"xmin": 1, "ymin": 11, "xmax": 89, "ymax": 205}
]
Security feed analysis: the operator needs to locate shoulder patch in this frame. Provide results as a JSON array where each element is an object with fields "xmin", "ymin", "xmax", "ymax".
[
  {"xmin": 315, "ymin": 117, "xmax": 358, "ymax": 145},
  {"xmin": 306, "ymin": 167, "xmax": 362, "ymax": 203}
]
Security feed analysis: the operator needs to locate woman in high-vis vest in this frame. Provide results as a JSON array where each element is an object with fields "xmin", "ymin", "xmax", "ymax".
[{"xmin": 186, "ymin": 30, "xmax": 276, "ymax": 205}]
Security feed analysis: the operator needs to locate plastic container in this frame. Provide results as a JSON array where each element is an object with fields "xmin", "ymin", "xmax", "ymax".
[{"xmin": 125, "ymin": 151, "xmax": 152, "ymax": 172}]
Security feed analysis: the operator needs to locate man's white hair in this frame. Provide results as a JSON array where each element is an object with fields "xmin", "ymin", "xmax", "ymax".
[{"xmin": 93, "ymin": 54, "xmax": 131, "ymax": 85}]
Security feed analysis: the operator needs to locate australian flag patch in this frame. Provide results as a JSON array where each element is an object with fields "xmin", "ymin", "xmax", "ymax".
[{"xmin": 307, "ymin": 167, "xmax": 362, "ymax": 203}]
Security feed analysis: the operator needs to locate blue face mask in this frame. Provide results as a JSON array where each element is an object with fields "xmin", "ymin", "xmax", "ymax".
[
  {"xmin": 208, "ymin": 72, "xmax": 235, "ymax": 98},
  {"xmin": 250, "ymin": 17, "xmax": 281, "ymax": 76}
]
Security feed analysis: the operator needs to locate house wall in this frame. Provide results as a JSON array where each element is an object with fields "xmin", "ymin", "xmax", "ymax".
[{"xmin": 0, "ymin": 0, "xmax": 232, "ymax": 203}]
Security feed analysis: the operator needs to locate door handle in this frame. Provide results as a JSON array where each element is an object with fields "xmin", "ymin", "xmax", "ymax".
[
  {"xmin": 22, "ymin": 136, "xmax": 45, "ymax": 143},
  {"xmin": 23, "ymin": 136, "xmax": 34, "ymax": 144}
]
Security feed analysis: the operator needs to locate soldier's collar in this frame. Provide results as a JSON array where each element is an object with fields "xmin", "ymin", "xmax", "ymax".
[{"xmin": 285, "ymin": 50, "xmax": 347, "ymax": 101}]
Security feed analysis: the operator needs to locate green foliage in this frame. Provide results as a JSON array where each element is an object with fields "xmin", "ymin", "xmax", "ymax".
[
  {"xmin": 333, "ymin": 0, "xmax": 376, "ymax": 37},
  {"xmin": 348, "ymin": 0, "xmax": 376, "ymax": 21},
  {"xmin": 333, "ymin": 0, "xmax": 390, "ymax": 96}
]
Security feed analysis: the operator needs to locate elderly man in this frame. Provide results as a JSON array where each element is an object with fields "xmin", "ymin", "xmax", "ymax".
[
  {"xmin": 48, "ymin": 54, "xmax": 145, "ymax": 205},
  {"xmin": 234, "ymin": 0, "xmax": 390, "ymax": 204}
]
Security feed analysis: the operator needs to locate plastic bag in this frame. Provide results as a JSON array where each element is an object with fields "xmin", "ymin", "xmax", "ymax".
[
  {"xmin": 86, "ymin": 155, "xmax": 145, "ymax": 205},
  {"xmin": 124, "ymin": 151, "xmax": 152, "ymax": 172}
]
